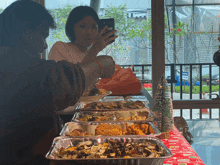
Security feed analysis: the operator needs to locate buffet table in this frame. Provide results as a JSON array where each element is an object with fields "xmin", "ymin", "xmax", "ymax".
[
  {"xmin": 162, "ymin": 127, "xmax": 205, "ymax": 165},
  {"xmin": 49, "ymin": 90, "xmax": 205, "ymax": 165}
]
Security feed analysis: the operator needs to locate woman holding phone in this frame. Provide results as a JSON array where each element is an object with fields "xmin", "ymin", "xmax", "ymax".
[{"xmin": 48, "ymin": 6, "xmax": 118, "ymax": 65}]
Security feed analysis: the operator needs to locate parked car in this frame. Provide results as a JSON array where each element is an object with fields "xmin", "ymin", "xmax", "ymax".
[
  {"xmin": 206, "ymin": 74, "xmax": 219, "ymax": 85},
  {"xmin": 167, "ymin": 75, "xmax": 200, "ymax": 86}
]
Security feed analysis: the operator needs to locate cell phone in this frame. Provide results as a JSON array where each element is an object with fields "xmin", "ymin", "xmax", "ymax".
[{"xmin": 98, "ymin": 18, "xmax": 115, "ymax": 43}]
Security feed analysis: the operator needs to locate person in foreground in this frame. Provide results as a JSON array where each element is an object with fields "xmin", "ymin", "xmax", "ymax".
[{"xmin": 0, "ymin": 0, "xmax": 115, "ymax": 164}]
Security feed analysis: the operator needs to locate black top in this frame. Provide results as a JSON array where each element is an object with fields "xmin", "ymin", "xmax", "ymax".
[{"xmin": 0, "ymin": 53, "xmax": 85, "ymax": 164}]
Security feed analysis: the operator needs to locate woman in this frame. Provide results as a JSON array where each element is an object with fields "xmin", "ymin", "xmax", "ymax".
[{"xmin": 48, "ymin": 6, "xmax": 117, "ymax": 64}]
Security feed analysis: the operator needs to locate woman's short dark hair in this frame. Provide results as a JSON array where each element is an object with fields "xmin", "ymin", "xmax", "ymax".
[
  {"xmin": 2, "ymin": 0, "xmax": 56, "ymax": 31},
  {"xmin": 65, "ymin": 6, "xmax": 99, "ymax": 43}
]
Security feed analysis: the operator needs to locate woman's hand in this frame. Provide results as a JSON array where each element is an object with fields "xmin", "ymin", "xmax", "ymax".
[
  {"xmin": 89, "ymin": 26, "xmax": 118, "ymax": 54},
  {"xmin": 82, "ymin": 26, "xmax": 118, "ymax": 64}
]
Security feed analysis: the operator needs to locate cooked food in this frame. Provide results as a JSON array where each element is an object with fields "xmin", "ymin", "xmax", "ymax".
[
  {"xmin": 82, "ymin": 88, "xmax": 110, "ymax": 97},
  {"xmin": 77, "ymin": 114, "xmax": 147, "ymax": 122},
  {"xmin": 82, "ymin": 101, "xmax": 145, "ymax": 110},
  {"xmin": 95, "ymin": 124, "xmax": 123, "ymax": 136},
  {"xmin": 69, "ymin": 129, "xmax": 92, "ymax": 136},
  {"xmin": 94, "ymin": 123, "xmax": 154, "ymax": 136},
  {"xmin": 67, "ymin": 123, "xmax": 155, "ymax": 137},
  {"xmin": 78, "ymin": 115, "xmax": 113, "ymax": 122},
  {"xmin": 57, "ymin": 140, "xmax": 166, "ymax": 159}
]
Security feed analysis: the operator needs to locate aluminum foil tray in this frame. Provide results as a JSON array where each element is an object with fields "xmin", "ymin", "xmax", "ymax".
[
  {"xmin": 80, "ymin": 91, "xmax": 112, "ymax": 102},
  {"xmin": 59, "ymin": 121, "xmax": 161, "ymax": 137},
  {"xmin": 124, "ymin": 96, "xmax": 149, "ymax": 104},
  {"xmin": 72, "ymin": 108, "xmax": 154, "ymax": 123},
  {"xmin": 76, "ymin": 101, "xmax": 149, "ymax": 111},
  {"xmin": 102, "ymin": 96, "xmax": 125, "ymax": 102},
  {"xmin": 46, "ymin": 136, "xmax": 172, "ymax": 165}
]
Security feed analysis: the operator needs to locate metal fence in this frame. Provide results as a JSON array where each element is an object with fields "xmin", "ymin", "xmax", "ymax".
[{"xmin": 120, "ymin": 63, "xmax": 220, "ymax": 120}]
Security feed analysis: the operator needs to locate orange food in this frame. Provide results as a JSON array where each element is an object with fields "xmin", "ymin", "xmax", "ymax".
[
  {"xmin": 95, "ymin": 124, "xmax": 122, "ymax": 136},
  {"xmin": 148, "ymin": 125, "xmax": 155, "ymax": 134}
]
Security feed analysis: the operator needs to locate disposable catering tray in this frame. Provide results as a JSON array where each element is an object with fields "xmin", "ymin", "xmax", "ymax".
[
  {"xmin": 46, "ymin": 136, "xmax": 173, "ymax": 165},
  {"xmin": 76, "ymin": 100, "xmax": 149, "ymax": 111},
  {"xmin": 72, "ymin": 108, "xmax": 154, "ymax": 123},
  {"xmin": 59, "ymin": 121, "xmax": 161, "ymax": 137},
  {"xmin": 101, "ymin": 96, "xmax": 125, "ymax": 102},
  {"xmin": 124, "ymin": 96, "xmax": 149, "ymax": 104},
  {"xmin": 80, "ymin": 91, "xmax": 112, "ymax": 102}
]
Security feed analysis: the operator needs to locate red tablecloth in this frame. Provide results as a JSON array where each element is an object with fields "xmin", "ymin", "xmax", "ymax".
[{"xmin": 162, "ymin": 127, "xmax": 205, "ymax": 165}]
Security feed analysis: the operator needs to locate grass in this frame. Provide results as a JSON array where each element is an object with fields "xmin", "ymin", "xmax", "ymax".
[{"xmin": 145, "ymin": 85, "xmax": 219, "ymax": 94}]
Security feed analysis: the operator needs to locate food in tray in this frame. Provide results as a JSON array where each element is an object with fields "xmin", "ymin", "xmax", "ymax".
[
  {"xmin": 95, "ymin": 124, "xmax": 155, "ymax": 136},
  {"xmin": 119, "ymin": 115, "xmax": 147, "ymax": 121},
  {"xmin": 69, "ymin": 129, "xmax": 92, "ymax": 136},
  {"xmin": 82, "ymin": 101, "xmax": 145, "ymax": 110},
  {"xmin": 78, "ymin": 114, "xmax": 147, "ymax": 122},
  {"xmin": 57, "ymin": 139, "xmax": 165, "ymax": 159},
  {"xmin": 78, "ymin": 115, "xmax": 113, "ymax": 122},
  {"xmin": 95, "ymin": 124, "xmax": 123, "ymax": 136},
  {"xmin": 82, "ymin": 88, "xmax": 110, "ymax": 97}
]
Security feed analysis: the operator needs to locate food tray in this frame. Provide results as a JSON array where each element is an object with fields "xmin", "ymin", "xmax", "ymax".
[
  {"xmin": 80, "ymin": 91, "xmax": 112, "ymax": 102},
  {"xmin": 72, "ymin": 108, "xmax": 154, "ymax": 123},
  {"xmin": 101, "ymin": 96, "xmax": 125, "ymax": 102},
  {"xmin": 59, "ymin": 121, "xmax": 161, "ymax": 137},
  {"xmin": 76, "ymin": 101, "xmax": 149, "ymax": 111},
  {"xmin": 46, "ymin": 136, "xmax": 173, "ymax": 165},
  {"xmin": 124, "ymin": 96, "xmax": 149, "ymax": 104}
]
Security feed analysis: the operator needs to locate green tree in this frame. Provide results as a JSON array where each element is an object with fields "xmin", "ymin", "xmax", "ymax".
[
  {"xmin": 48, "ymin": 3, "xmax": 76, "ymax": 47},
  {"xmin": 48, "ymin": 3, "xmax": 138, "ymax": 62},
  {"xmin": 99, "ymin": 4, "xmax": 138, "ymax": 59}
]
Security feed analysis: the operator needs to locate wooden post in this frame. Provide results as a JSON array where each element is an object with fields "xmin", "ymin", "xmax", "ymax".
[
  {"xmin": 34, "ymin": 0, "xmax": 46, "ymax": 60},
  {"xmin": 151, "ymin": 0, "xmax": 165, "ymax": 99}
]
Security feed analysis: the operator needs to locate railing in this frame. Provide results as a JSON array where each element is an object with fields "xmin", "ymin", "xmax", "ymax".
[{"xmin": 119, "ymin": 63, "xmax": 220, "ymax": 120}]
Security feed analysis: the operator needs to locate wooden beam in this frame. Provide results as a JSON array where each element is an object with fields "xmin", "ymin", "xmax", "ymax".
[
  {"xmin": 173, "ymin": 100, "xmax": 220, "ymax": 109},
  {"xmin": 151, "ymin": 0, "xmax": 165, "ymax": 99}
]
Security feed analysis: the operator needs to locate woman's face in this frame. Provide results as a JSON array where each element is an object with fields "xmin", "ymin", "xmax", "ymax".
[{"xmin": 73, "ymin": 16, "xmax": 98, "ymax": 48}]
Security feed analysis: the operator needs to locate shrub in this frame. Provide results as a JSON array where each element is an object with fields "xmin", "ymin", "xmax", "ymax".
[{"xmin": 145, "ymin": 85, "xmax": 219, "ymax": 94}]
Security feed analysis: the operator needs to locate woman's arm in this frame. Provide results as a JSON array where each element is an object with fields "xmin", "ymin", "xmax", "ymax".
[{"xmin": 48, "ymin": 42, "xmax": 68, "ymax": 62}]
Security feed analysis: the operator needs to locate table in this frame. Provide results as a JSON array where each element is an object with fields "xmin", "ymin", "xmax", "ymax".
[{"xmin": 162, "ymin": 127, "xmax": 205, "ymax": 165}]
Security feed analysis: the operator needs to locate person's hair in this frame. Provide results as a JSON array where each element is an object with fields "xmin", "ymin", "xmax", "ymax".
[
  {"xmin": 65, "ymin": 6, "xmax": 99, "ymax": 43},
  {"xmin": 2, "ymin": 0, "xmax": 56, "ymax": 31}
]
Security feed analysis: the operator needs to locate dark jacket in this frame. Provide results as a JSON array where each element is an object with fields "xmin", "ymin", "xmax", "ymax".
[{"xmin": 0, "ymin": 52, "xmax": 85, "ymax": 164}]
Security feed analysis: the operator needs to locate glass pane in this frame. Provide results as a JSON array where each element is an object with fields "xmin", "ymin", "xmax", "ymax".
[
  {"xmin": 45, "ymin": 0, "xmax": 153, "ymax": 93},
  {"xmin": 195, "ymin": 0, "xmax": 220, "ymax": 5},
  {"xmin": 165, "ymin": 0, "xmax": 193, "ymax": 6},
  {"xmin": 194, "ymin": 5, "xmax": 220, "ymax": 32},
  {"xmin": 166, "ymin": 0, "xmax": 220, "ymax": 5},
  {"xmin": 0, "ymin": 0, "xmax": 16, "ymax": 12}
]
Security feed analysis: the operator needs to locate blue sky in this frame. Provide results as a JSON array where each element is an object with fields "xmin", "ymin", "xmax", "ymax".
[
  {"xmin": 1, "ymin": 0, "xmax": 151, "ymax": 10},
  {"xmin": 0, "ymin": 0, "xmax": 16, "ymax": 9},
  {"xmin": 0, "ymin": 0, "xmax": 90, "ymax": 9}
]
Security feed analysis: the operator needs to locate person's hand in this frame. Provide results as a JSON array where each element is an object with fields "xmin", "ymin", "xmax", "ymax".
[
  {"xmin": 90, "ymin": 26, "xmax": 118, "ymax": 54},
  {"xmin": 96, "ymin": 55, "xmax": 115, "ymax": 79}
]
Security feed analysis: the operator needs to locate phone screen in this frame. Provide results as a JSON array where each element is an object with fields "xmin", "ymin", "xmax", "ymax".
[{"xmin": 98, "ymin": 18, "xmax": 115, "ymax": 43}]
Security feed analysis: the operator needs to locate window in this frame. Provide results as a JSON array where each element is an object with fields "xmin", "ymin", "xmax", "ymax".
[{"xmin": 0, "ymin": 0, "xmax": 16, "ymax": 12}]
